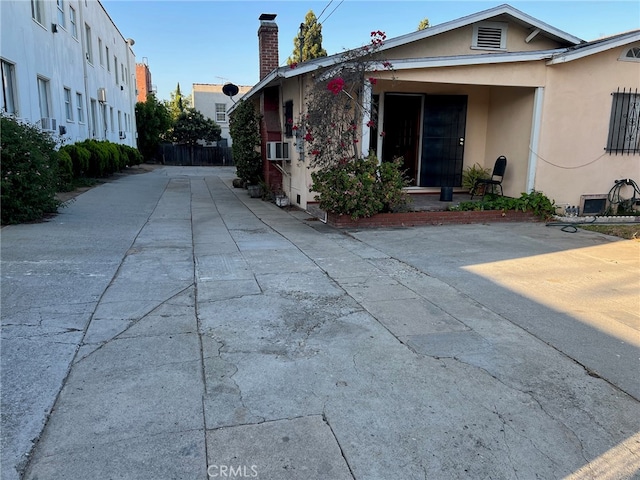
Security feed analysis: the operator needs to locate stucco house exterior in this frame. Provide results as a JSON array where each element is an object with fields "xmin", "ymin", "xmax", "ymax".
[
  {"xmin": 237, "ymin": 4, "xmax": 640, "ymax": 213},
  {"xmin": 192, "ymin": 83, "xmax": 252, "ymax": 146},
  {"xmin": 1, "ymin": 0, "xmax": 137, "ymax": 147}
]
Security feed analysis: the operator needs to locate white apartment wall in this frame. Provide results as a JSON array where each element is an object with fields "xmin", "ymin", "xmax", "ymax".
[
  {"xmin": 192, "ymin": 84, "xmax": 251, "ymax": 146},
  {"xmin": 0, "ymin": 0, "xmax": 137, "ymax": 147}
]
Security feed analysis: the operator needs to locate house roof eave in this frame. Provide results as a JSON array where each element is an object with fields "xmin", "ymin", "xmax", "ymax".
[
  {"xmin": 381, "ymin": 48, "xmax": 565, "ymax": 71},
  {"xmin": 547, "ymin": 30, "xmax": 640, "ymax": 65}
]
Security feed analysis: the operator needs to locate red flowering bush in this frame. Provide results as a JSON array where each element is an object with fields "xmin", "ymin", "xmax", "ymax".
[
  {"xmin": 304, "ymin": 30, "xmax": 407, "ymax": 218},
  {"xmin": 327, "ymin": 77, "xmax": 345, "ymax": 95}
]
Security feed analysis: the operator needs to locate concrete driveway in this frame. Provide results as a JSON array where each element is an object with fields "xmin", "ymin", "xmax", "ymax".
[{"xmin": 2, "ymin": 166, "xmax": 638, "ymax": 480}]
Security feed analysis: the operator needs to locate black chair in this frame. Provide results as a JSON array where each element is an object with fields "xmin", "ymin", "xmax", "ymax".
[{"xmin": 471, "ymin": 156, "xmax": 507, "ymax": 199}]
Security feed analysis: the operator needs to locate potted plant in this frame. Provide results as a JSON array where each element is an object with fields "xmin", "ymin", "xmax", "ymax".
[
  {"xmin": 275, "ymin": 190, "xmax": 289, "ymax": 207},
  {"xmin": 462, "ymin": 163, "xmax": 492, "ymax": 195}
]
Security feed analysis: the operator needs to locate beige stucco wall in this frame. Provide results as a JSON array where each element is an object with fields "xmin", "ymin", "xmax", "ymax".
[
  {"xmin": 485, "ymin": 86, "xmax": 535, "ymax": 197},
  {"xmin": 385, "ymin": 21, "xmax": 564, "ymax": 60},
  {"xmin": 535, "ymin": 46, "xmax": 640, "ymax": 207}
]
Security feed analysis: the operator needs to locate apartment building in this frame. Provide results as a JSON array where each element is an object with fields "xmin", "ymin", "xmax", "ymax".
[
  {"xmin": 192, "ymin": 83, "xmax": 252, "ymax": 146},
  {"xmin": 1, "ymin": 0, "xmax": 137, "ymax": 146}
]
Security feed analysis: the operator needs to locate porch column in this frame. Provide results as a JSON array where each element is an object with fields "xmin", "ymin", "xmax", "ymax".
[
  {"xmin": 360, "ymin": 81, "xmax": 372, "ymax": 158},
  {"xmin": 527, "ymin": 87, "xmax": 544, "ymax": 193}
]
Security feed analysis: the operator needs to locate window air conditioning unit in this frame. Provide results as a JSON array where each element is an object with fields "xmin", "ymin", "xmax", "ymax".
[
  {"xmin": 266, "ymin": 141, "xmax": 290, "ymax": 161},
  {"xmin": 40, "ymin": 117, "xmax": 57, "ymax": 131},
  {"xmin": 98, "ymin": 87, "xmax": 107, "ymax": 103},
  {"xmin": 119, "ymin": 131, "xmax": 126, "ymax": 139}
]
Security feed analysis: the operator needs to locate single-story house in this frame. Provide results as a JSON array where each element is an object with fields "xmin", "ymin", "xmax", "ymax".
[{"xmin": 235, "ymin": 4, "xmax": 640, "ymax": 213}]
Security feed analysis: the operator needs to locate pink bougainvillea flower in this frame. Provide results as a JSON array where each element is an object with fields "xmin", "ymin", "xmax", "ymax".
[
  {"xmin": 292, "ymin": 125, "xmax": 298, "ymax": 131},
  {"xmin": 368, "ymin": 77, "xmax": 377, "ymax": 85},
  {"xmin": 311, "ymin": 149, "xmax": 321, "ymax": 155},
  {"xmin": 380, "ymin": 131, "xmax": 386, "ymax": 137},
  {"xmin": 289, "ymin": 62, "xmax": 298, "ymax": 69},
  {"xmin": 327, "ymin": 77, "xmax": 345, "ymax": 95},
  {"xmin": 366, "ymin": 120, "xmax": 375, "ymax": 128},
  {"xmin": 382, "ymin": 61, "xmax": 393, "ymax": 69},
  {"xmin": 304, "ymin": 132, "xmax": 314, "ymax": 142}
]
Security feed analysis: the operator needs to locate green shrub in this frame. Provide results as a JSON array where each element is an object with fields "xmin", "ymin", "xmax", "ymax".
[
  {"xmin": 229, "ymin": 99, "xmax": 262, "ymax": 184},
  {"xmin": 311, "ymin": 155, "xmax": 410, "ymax": 219},
  {"xmin": 61, "ymin": 143, "xmax": 91, "ymax": 177},
  {"xmin": 57, "ymin": 148, "xmax": 74, "ymax": 192},
  {"xmin": 450, "ymin": 191, "xmax": 556, "ymax": 219},
  {"xmin": 1, "ymin": 116, "xmax": 60, "ymax": 224}
]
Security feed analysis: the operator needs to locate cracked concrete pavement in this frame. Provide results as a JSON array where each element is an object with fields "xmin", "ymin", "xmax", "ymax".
[{"xmin": 1, "ymin": 166, "xmax": 639, "ymax": 479}]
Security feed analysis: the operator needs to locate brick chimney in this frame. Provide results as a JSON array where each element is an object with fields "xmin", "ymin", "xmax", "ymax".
[{"xmin": 258, "ymin": 14, "xmax": 279, "ymax": 80}]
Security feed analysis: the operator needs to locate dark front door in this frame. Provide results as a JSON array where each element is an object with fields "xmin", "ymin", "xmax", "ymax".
[
  {"xmin": 420, "ymin": 95, "xmax": 467, "ymax": 187},
  {"xmin": 381, "ymin": 94, "xmax": 422, "ymax": 185}
]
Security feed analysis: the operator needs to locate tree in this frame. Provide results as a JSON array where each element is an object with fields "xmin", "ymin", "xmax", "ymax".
[
  {"xmin": 229, "ymin": 99, "xmax": 262, "ymax": 184},
  {"xmin": 165, "ymin": 83, "xmax": 192, "ymax": 120},
  {"xmin": 417, "ymin": 17, "xmax": 430, "ymax": 30},
  {"xmin": 170, "ymin": 108, "xmax": 221, "ymax": 146},
  {"xmin": 135, "ymin": 93, "xmax": 172, "ymax": 162},
  {"xmin": 287, "ymin": 10, "xmax": 327, "ymax": 65}
]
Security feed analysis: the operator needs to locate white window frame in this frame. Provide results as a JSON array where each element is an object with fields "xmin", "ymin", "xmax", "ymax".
[
  {"xmin": 110, "ymin": 106, "xmax": 114, "ymax": 132},
  {"xmin": 619, "ymin": 46, "xmax": 640, "ymax": 63},
  {"xmin": 69, "ymin": 6, "xmax": 77, "ymax": 38},
  {"xmin": 76, "ymin": 92, "xmax": 84, "ymax": 123},
  {"xmin": 114, "ymin": 56, "xmax": 118, "ymax": 84},
  {"xmin": 37, "ymin": 76, "xmax": 51, "ymax": 119},
  {"xmin": 31, "ymin": 0, "xmax": 44, "ymax": 25},
  {"xmin": 56, "ymin": 0, "xmax": 66, "ymax": 29},
  {"xmin": 215, "ymin": 103, "xmax": 226, "ymax": 122},
  {"xmin": 1, "ymin": 59, "xmax": 18, "ymax": 115},
  {"xmin": 472, "ymin": 21, "xmax": 508, "ymax": 51},
  {"xmin": 85, "ymin": 23, "xmax": 93, "ymax": 64},
  {"xmin": 98, "ymin": 38, "xmax": 103, "ymax": 66},
  {"xmin": 64, "ymin": 87, "xmax": 73, "ymax": 121},
  {"xmin": 106, "ymin": 46, "xmax": 110, "ymax": 71}
]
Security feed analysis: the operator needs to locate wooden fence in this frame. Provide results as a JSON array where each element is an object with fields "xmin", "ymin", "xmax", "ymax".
[{"xmin": 159, "ymin": 144, "xmax": 234, "ymax": 166}]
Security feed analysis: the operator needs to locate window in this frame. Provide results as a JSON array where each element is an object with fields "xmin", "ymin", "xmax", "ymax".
[
  {"xmin": 620, "ymin": 46, "xmax": 640, "ymax": 62},
  {"xmin": 98, "ymin": 38, "xmax": 103, "ymax": 65},
  {"xmin": 114, "ymin": 56, "xmax": 118, "ymax": 84},
  {"xmin": 37, "ymin": 76, "xmax": 51, "ymax": 118},
  {"xmin": 85, "ymin": 24, "xmax": 93, "ymax": 63},
  {"xmin": 215, "ymin": 103, "xmax": 226, "ymax": 122},
  {"xmin": 76, "ymin": 92, "xmax": 84, "ymax": 123},
  {"xmin": 118, "ymin": 110, "xmax": 122, "ymax": 133},
  {"xmin": 110, "ymin": 107, "xmax": 114, "ymax": 131},
  {"xmin": 607, "ymin": 88, "xmax": 640, "ymax": 154},
  {"xmin": 90, "ymin": 99, "xmax": 97, "ymax": 137},
  {"xmin": 1, "ymin": 60, "xmax": 18, "ymax": 115},
  {"xmin": 121, "ymin": 63, "xmax": 125, "ymax": 83},
  {"xmin": 31, "ymin": 0, "xmax": 44, "ymax": 25},
  {"xmin": 283, "ymin": 100, "xmax": 293, "ymax": 137},
  {"xmin": 64, "ymin": 87, "xmax": 73, "ymax": 121},
  {"xmin": 56, "ymin": 0, "xmax": 66, "ymax": 29},
  {"xmin": 472, "ymin": 22, "xmax": 507, "ymax": 50},
  {"xmin": 106, "ymin": 46, "xmax": 110, "ymax": 71},
  {"xmin": 69, "ymin": 6, "xmax": 77, "ymax": 38}
]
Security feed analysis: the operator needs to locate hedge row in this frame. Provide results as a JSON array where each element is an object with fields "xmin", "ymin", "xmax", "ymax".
[
  {"xmin": 1, "ymin": 115, "xmax": 143, "ymax": 224},
  {"xmin": 58, "ymin": 139, "xmax": 143, "ymax": 189}
]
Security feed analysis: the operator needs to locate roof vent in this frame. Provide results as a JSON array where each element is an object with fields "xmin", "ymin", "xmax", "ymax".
[{"xmin": 472, "ymin": 22, "xmax": 507, "ymax": 50}]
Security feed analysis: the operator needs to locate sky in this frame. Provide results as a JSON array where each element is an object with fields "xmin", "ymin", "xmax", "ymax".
[{"xmin": 100, "ymin": 0, "xmax": 640, "ymax": 102}]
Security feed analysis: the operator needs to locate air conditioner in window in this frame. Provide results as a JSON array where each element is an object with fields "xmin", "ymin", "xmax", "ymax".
[
  {"xmin": 40, "ymin": 117, "xmax": 57, "ymax": 131},
  {"xmin": 266, "ymin": 141, "xmax": 290, "ymax": 161},
  {"xmin": 119, "ymin": 131, "xmax": 126, "ymax": 139},
  {"xmin": 98, "ymin": 87, "xmax": 107, "ymax": 103}
]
